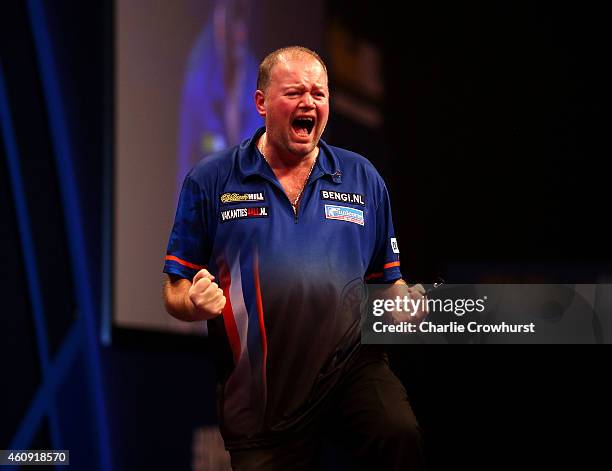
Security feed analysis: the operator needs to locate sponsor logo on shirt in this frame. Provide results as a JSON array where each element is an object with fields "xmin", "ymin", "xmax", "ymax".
[
  {"xmin": 391, "ymin": 237, "xmax": 400, "ymax": 254},
  {"xmin": 320, "ymin": 190, "xmax": 365, "ymax": 206},
  {"xmin": 220, "ymin": 192, "xmax": 265, "ymax": 205},
  {"xmin": 324, "ymin": 205, "xmax": 365, "ymax": 226},
  {"xmin": 220, "ymin": 206, "xmax": 269, "ymax": 222}
]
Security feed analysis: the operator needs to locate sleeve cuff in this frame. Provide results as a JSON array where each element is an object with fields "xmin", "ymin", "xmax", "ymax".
[
  {"xmin": 163, "ymin": 255, "xmax": 205, "ymax": 281},
  {"xmin": 365, "ymin": 261, "xmax": 402, "ymax": 284}
]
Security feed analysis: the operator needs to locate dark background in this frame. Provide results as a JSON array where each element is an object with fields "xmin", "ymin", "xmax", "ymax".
[
  {"xmin": 331, "ymin": 1, "xmax": 610, "ymax": 283},
  {"xmin": 1, "ymin": 0, "xmax": 609, "ymax": 469}
]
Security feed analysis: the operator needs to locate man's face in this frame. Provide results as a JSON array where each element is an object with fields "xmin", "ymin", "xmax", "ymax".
[{"xmin": 256, "ymin": 54, "xmax": 329, "ymax": 158}]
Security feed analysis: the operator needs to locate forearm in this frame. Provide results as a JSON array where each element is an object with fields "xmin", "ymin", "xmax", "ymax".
[{"xmin": 163, "ymin": 277, "xmax": 197, "ymax": 322}]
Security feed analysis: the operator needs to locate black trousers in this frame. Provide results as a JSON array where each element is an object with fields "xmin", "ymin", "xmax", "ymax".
[{"xmin": 229, "ymin": 346, "xmax": 424, "ymax": 470}]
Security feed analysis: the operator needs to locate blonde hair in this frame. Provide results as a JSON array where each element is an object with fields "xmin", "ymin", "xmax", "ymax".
[{"xmin": 257, "ymin": 46, "xmax": 327, "ymax": 91}]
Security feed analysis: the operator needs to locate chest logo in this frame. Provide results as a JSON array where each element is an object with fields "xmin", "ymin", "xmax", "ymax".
[
  {"xmin": 320, "ymin": 190, "xmax": 365, "ymax": 206},
  {"xmin": 220, "ymin": 206, "xmax": 269, "ymax": 222},
  {"xmin": 220, "ymin": 192, "xmax": 265, "ymax": 205},
  {"xmin": 324, "ymin": 205, "xmax": 365, "ymax": 226}
]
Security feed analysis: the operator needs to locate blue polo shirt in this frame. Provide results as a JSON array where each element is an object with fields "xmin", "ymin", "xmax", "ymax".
[{"xmin": 164, "ymin": 127, "xmax": 402, "ymax": 447}]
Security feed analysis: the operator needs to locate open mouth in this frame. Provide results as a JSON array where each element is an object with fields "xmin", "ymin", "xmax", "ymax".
[{"xmin": 292, "ymin": 117, "xmax": 315, "ymax": 137}]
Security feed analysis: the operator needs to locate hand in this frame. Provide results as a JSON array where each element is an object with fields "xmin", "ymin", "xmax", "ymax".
[
  {"xmin": 392, "ymin": 283, "xmax": 429, "ymax": 323},
  {"xmin": 187, "ymin": 269, "xmax": 226, "ymax": 320},
  {"xmin": 408, "ymin": 283, "xmax": 428, "ymax": 322}
]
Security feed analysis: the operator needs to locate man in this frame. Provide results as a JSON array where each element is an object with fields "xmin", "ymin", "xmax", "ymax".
[{"xmin": 163, "ymin": 46, "xmax": 426, "ymax": 470}]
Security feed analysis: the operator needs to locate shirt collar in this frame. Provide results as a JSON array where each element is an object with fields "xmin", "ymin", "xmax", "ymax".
[{"xmin": 238, "ymin": 127, "xmax": 342, "ymax": 184}]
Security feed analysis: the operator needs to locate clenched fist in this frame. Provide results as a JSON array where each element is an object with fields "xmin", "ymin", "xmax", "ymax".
[
  {"xmin": 388, "ymin": 281, "xmax": 429, "ymax": 324},
  {"xmin": 187, "ymin": 269, "xmax": 227, "ymax": 320}
]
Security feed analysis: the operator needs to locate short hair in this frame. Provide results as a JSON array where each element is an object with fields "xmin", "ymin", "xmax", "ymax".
[{"xmin": 257, "ymin": 46, "xmax": 328, "ymax": 91}]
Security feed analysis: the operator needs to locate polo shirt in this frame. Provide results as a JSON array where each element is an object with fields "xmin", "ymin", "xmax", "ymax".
[{"xmin": 164, "ymin": 126, "xmax": 402, "ymax": 448}]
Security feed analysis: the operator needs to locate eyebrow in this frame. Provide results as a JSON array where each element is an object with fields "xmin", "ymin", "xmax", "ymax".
[
  {"xmin": 282, "ymin": 84, "xmax": 328, "ymax": 92},
  {"xmin": 282, "ymin": 84, "xmax": 306, "ymax": 90}
]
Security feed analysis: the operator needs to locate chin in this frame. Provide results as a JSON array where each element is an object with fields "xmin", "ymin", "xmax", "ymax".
[{"xmin": 289, "ymin": 143, "xmax": 315, "ymax": 157}]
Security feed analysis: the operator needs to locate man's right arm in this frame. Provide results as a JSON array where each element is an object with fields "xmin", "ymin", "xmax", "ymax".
[{"xmin": 163, "ymin": 269, "xmax": 226, "ymax": 322}]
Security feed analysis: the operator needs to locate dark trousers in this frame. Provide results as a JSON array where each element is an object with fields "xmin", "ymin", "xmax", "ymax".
[{"xmin": 229, "ymin": 347, "xmax": 424, "ymax": 470}]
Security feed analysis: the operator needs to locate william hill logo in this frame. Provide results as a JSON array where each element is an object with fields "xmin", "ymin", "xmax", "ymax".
[
  {"xmin": 220, "ymin": 206, "xmax": 269, "ymax": 222},
  {"xmin": 220, "ymin": 192, "xmax": 265, "ymax": 204}
]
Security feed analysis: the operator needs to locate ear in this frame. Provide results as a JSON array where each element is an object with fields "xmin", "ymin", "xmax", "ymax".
[{"xmin": 254, "ymin": 90, "xmax": 266, "ymax": 117}]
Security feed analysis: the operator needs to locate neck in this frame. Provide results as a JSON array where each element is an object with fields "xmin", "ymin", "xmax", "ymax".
[{"xmin": 258, "ymin": 132, "xmax": 318, "ymax": 172}]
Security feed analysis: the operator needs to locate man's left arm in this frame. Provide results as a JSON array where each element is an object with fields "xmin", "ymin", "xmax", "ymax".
[{"xmin": 366, "ymin": 175, "xmax": 428, "ymax": 322}]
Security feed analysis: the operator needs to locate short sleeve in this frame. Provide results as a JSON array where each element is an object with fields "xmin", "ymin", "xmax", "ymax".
[
  {"xmin": 163, "ymin": 174, "xmax": 210, "ymax": 280},
  {"xmin": 365, "ymin": 182, "xmax": 402, "ymax": 284}
]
